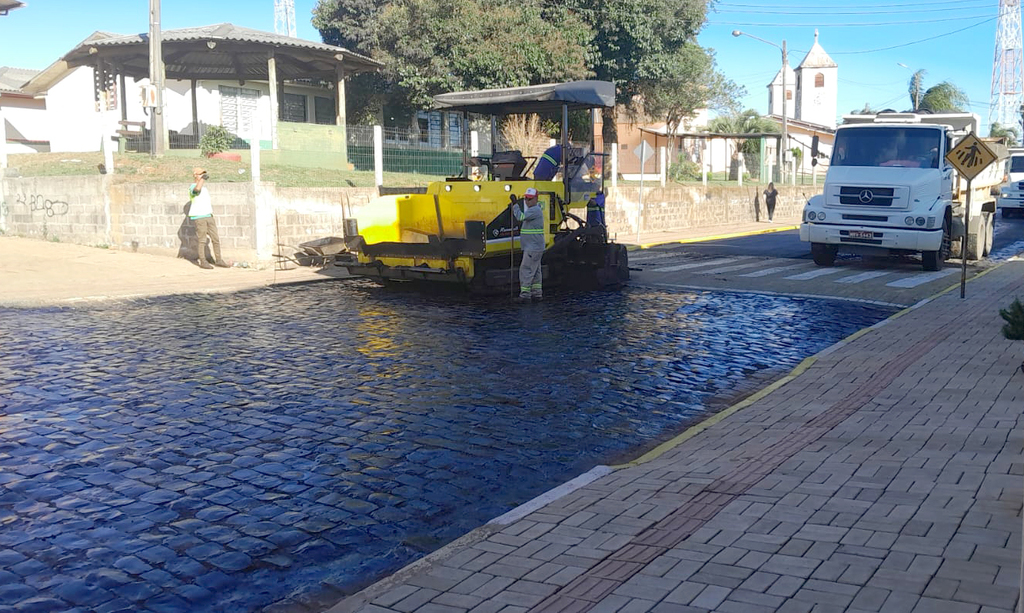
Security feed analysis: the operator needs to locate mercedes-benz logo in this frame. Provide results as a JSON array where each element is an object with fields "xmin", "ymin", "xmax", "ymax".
[{"xmin": 858, "ymin": 189, "xmax": 874, "ymax": 204}]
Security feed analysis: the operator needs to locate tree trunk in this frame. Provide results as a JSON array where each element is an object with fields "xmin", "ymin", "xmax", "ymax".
[{"xmin": 602, "ymin": 106, "xmax": 618, "ymax": 181}]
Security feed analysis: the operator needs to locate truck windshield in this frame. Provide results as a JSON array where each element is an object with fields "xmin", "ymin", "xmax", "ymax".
[{"xmin": 832, "ymin": 127, "xmax": 942, "ymax": 169}]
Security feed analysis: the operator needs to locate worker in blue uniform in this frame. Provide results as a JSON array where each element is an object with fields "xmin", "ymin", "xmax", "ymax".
[
  {"xmin": 586, "ymin": 190, "xmax": 606, "ymax": 227},
  {"xmin": 533, "ymin": 145, "xmax": 562, "ymax": 181}
]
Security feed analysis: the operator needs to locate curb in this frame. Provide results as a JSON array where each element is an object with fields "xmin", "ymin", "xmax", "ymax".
[
  {"xmin": 610, "ymin": 257, "xmax": 1009, "ymax": 470},
  {"xmin": 626, "ymin": 224, "xmax": 799, "ymax": 251}
]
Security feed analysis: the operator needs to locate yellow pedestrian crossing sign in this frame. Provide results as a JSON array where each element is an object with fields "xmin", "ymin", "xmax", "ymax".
[{"xmin": 945, "ymin": 133, "xmax": 997, "ymax": 180}]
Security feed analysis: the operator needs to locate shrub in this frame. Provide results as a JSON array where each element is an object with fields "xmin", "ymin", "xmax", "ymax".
[
  {"xmin": 1000, "ymin": 297, "xmax": 1024, "ymax": 340},
  {"xmin": 200, "ymin": 125, "xmax": 234, "ymax": 157},
  {"xmin": 668, "ymin": 159, "xmax": 701, "ymax": 183}
]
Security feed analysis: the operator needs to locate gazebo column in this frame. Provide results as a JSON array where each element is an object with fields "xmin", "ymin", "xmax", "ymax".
[
  {"xmin": 267, "ymin": 51, "xmax": 279, "ymax": 149},
  {"xmin": 190, "ymin": 79, "xmax": 199, "ymax": 139},
  {"xmin": 335, "ymin": 63, "xmax": 347, "ymax": 167}
]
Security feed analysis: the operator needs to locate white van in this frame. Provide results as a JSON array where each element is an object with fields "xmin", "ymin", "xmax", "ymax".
[{"xmin": 998, "ymin": 150, "xmax": 1024, "ymax": 218}]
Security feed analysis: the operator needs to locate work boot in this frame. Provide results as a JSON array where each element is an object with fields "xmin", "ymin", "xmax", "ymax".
[
  {"xmin": 198, "ymin": 260, "xmax": 214, "ymax": 270},
  {"xmin": 214, "ymin": 260, "xmax": 230, "ymax": 268},
  {"xmin": 532, "ymin": 294, "xmax": 543, "ymax": 302},
  {"xmin": 515, "ymin": 294, "xmax": 531, "ymax": 304}
]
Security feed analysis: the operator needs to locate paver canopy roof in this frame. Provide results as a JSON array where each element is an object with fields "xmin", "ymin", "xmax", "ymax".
[
  {"xmin": 433, "ymin": 80, "xmax": 616, "ymax": 115},
  {"xmin": 60, "ymin": 23, "xmax": 381, "ymax": 81}
]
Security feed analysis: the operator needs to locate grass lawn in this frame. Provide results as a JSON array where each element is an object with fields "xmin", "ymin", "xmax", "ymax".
[{"xmin": 5, "ymin": 152, "xmax": 446, "ymax": 188}]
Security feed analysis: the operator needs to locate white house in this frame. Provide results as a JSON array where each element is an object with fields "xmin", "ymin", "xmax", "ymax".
[{"xmin": 1, "ymin": 23, "xmax": 380, "ymax": 163}]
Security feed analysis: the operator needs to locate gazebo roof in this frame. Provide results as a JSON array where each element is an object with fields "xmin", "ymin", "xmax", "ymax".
[
  {"xmin": 59, "ymin": 23, "xmax": 381, "ymax": 82},
  {"xmin": 0, "ymin": 0, "xmax": 26, "ymax": 15}
]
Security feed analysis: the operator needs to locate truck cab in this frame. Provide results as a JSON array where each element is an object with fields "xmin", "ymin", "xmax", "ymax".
[
  {"xmin": 997, "ymin": 149, "xmax": 1024, "ymax": 218},
  {"xmin": 801, "ymin": 112, "xmax": 1002, "ymax": 271}
]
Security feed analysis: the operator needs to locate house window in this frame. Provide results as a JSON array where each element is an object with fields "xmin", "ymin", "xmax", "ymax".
[
  {"xmin": 786, "ymin": 90, "xmax": 793, "ymax": 100},
  {"xmin": 314, "ymin": 96, "xmax": 336, "ymax": 125},
  {"xmin": 448, "ymin": 112, "xmax": 462, "ymax": 147},
  {"xmin": 417, "ymin": 115, "xmax": 430, "ymax": 144},
  {"xmin": 282, "ymin": 93, "xmax": 307, "ymax": 123},
  {"xmin": 815, "ymin": 73, "xmax": 825, "ymax": 88},
  {"xmin": 220, "ymin": 85, "xmax": 260, "ymax": 137}
]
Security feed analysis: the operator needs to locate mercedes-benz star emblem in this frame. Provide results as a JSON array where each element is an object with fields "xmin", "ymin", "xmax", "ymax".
[{"xmin": 858, "ymin": 189, "xmax": 874, "ymax": 204}]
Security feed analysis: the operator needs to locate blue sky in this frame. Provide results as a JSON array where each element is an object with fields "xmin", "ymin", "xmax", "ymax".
[{"xmin": 0, "ymin": 0, "xmax": 1008, "ymax": 133}]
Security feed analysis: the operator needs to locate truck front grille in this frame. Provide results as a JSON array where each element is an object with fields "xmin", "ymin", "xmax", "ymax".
[
  {"xmin": 838, "ymin": 186, "xmax": 896, "ymax": 207},
  {"xmin": 842, "ymin": 214, "xmax": 888, "ymax": 222}
]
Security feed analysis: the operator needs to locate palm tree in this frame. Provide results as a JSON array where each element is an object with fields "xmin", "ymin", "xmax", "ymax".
[
  {"xmin": 905, "ymin": 69, "xmax": 968, "ymax": 112},
  {"xmin": 991, "ymin": 122, "xmax": 1020, "ymax": 147},
  {"xmin": 908, "ymin": 69, "xmax": 926, "ymax": 111},
  {"xmin": 708, "ymin": 109, "xmax": 780, "ymax": 180}
]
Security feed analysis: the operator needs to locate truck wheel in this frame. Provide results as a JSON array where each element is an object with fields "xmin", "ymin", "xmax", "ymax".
[
  {"xmin": 965, "ymin": 219, "xmax": 984, "ymax": 261},
  {"xmin": 922, "ymin": 216, "xmax": 950, "ymax": 271},
  {"xmin": 811, "ymin": 243, "xmax": 837, "ymax": 266}
]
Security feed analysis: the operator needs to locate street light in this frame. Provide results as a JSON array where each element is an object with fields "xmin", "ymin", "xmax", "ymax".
[{"xmin": 733, "ymin": 30, "xmax": 788, "ymax": 182}]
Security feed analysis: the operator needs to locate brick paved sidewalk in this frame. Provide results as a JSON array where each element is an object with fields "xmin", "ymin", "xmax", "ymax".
[{"xmin": 328, "ymin": 262, "xmax": 1024, "ymax": 613}]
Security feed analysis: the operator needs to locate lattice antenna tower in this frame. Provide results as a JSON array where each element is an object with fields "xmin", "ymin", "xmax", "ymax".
[
  {"xmin": 990, "ymin": 0, "xmax": 1023, "ymax": 131},
  {"xmin": 274, "ymin": 0, "xmax": 297, "ymax": 38}
]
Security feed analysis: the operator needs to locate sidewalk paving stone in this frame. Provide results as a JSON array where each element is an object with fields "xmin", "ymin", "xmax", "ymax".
[{"xmin": 327, "ymin": 261, "xmax": 1024, "ymax": 613}]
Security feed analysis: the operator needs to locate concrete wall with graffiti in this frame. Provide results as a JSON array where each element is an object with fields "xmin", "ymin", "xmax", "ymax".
[{"xmin": 0, "ymin": 177, "xmax": 802, "ymax": 264}]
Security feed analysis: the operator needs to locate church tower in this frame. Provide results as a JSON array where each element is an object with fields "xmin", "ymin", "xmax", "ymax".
[
  {"xmin": 794, "ymin": 30, "xmax": 838, "ymax": 128},
  {"xmin": 768, "ymin": 62, "xmax": 796, "ymax": 122}
]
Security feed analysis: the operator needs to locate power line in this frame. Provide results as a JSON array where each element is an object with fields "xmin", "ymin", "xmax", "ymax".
[
  {"xmin": 718, "ymin": 0, "xmax": 994, "ymax": 8},
  {"xmin": 709, "ymin": 15, "xmax": 991, "ymax": 27},
  {"xmin": 716, "ymin": 3, "xmax": 993, "ymax": 15},
  {"xmin": 829, "ymin": 16, "xmax": 997, "ymax": 53}
]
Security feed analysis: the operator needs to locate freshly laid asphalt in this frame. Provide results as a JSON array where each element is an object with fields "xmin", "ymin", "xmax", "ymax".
[{"xmin": 2, "ymin": 225, "xmax": 1024, "ymax": 613}]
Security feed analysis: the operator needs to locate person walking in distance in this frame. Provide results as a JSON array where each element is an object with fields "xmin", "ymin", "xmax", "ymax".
[
  {"xmin": 762, "ymin": 181, "xmax": 778, "ymax": 222},
  {"xmin": 188, "ymin": 167, "xmax": 229, "ymax": 269},
  {"xmin": 513, "ymin": 187, "xmax": 545, "ymax": 302}
]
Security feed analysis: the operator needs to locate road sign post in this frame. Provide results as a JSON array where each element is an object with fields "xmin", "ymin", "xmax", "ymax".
[
  {"xmin": 634, "ymin": 141, "xmax": 654, "ymax": 244},
  {"xmin": 944, "ymin": 133, "xmax": 997, "ymax": 299}
]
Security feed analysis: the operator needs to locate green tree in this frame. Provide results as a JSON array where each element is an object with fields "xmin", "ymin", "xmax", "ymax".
[
  {"xmin": 903, "ymin": 69, "xmax": 968, "ymax": 113},
  {"xmin": 314, "ymin": 0, "xmax": 593, "ymax": 120},
  {"xmin": 919, "ymin": 82, "xmax": 969, "ymax": 112},
  {"xmin": 641, "ymin": 44, "xmax": 743, "ymax": 159},
  {"xmin": 990, "ymin": 122, "xmax": 1020, "ymax": 147},
  {"xmin": 313, "ymin": 0, "xmax": 380, "ymax": 50},
  {"xmin": 560, "ymin": 0, "xmax": 710, "ymax": 146}
]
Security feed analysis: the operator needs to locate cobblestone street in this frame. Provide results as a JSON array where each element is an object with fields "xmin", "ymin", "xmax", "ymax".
[{"xmin": 0, "ymin": 281, "xmax": 893, "ymax": 612}]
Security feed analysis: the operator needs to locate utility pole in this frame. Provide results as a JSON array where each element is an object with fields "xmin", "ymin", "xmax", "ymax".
[{"xmin": 148, "ymin": 0, "xmax": 166, "ymax": 156}]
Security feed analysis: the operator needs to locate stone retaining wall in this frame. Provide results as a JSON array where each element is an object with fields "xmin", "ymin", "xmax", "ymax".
[{"xmin": 0, "ymin": 177, "xmax": 809, "ymax": 264}]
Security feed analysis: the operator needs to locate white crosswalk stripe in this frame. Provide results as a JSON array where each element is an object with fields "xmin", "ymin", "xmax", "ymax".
[
  {"xmin": 740, "ymin": 263, "xmax": 809, "ymax": 278},
  {"xmin": 834, "ymin": 270, "xmax": 892, "ymax": 284},
  {"xmin": 629, "ymin": 252, "xmax": 680, "ymax": 263},
  {"xmin": 698, "ymin": 260, "xmax": 768, "ymax": 275},
  {"xmin": 642, "ymin": 254, "xmax": 967, "ymax": 291},
  {"xmin": 885, "ymin": 269, "xmax": 957, "ymax": 288},
  {"xmin": 652, "ymin": 257, "xmax": 749, "ymax": 273},
  {"xmin": 785, "ymin": 267, "xmax": 844, "ymax": 280}
]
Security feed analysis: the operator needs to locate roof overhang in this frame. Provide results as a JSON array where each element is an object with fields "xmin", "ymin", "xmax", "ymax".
[
  {"xmin": 433, "ymin": 80, "xmax": 615, "ymax": 115},
  {"xmin": 0, "ymin": 0, "xmax": 25, "ymax": 15},
  {"xmin": 54, "ymin": 23, "xmax": 380, "ymax": 86}
]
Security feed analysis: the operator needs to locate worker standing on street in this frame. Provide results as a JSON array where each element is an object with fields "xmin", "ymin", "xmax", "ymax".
[
  {"xmin": 586, "ymin": 189, "xmax": 606, "ymax": 227},
  {"xmin": 188, "ymin": 167, "xmax": 229, "ymax": 269},
  {"xmin": 513, "ymin": 187, "xmax": 545, "ymax": 302}
]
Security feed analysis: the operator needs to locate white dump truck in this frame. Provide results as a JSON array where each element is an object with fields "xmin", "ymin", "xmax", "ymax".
[
  {"xmin": 997, "ymin": 147, "xmax": 1024, "ymax": 218},
  {"xmin": 801, "ymin": 112, "xmax": 1006, "ymax": 271}
]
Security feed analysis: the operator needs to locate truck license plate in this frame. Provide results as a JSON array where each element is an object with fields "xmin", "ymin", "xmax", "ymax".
[{"xmin": 849, "ymin": 230, "xmax": 874, "ymax": 239}]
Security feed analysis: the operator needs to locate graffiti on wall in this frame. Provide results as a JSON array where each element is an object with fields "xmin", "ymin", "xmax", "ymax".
[{"xmin": 15, "ymin": 193, "xmax": 70, "ymax": 217}]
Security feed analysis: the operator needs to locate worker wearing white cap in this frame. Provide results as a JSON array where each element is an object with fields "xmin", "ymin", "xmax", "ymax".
[{"xmin": 512, "ymin": 187, "xmax": 545, "ymax": 301}]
